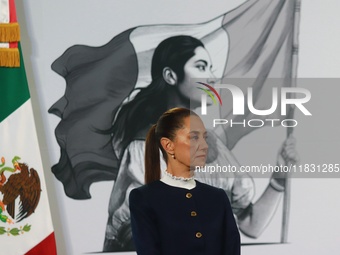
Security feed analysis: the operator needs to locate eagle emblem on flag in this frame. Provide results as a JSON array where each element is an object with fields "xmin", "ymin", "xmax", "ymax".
[{"xmin": 0, "ymin": 156, "xmax": 41, "ymax": 235}]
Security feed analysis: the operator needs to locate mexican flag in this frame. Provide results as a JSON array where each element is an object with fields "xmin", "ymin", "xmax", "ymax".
[{"xmin": 0, "ymin": 0, "xmax": 57, "ymax": 254}]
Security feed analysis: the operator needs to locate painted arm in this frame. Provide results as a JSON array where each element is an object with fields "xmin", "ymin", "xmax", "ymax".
[{"xmin": 237, "ymin": 135, "xmax": 298, "ymax": 238}]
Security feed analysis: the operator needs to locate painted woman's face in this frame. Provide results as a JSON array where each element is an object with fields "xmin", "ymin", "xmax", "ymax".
[
  {"xmin": 177, "ymin": 46, "xmax": 215, "ymax": 105},
  {"xmin": 173, "ymin": 115, "xmax": 208, "ymax": 169}
]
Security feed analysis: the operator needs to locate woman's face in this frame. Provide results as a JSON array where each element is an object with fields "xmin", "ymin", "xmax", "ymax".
[
  {"xmin": 177, "ymin": 46, "xmax": 215, "ymax": 104},
  {"xmin": 172, "ymin": 115, "xmax": 208, "ymax": 169}
]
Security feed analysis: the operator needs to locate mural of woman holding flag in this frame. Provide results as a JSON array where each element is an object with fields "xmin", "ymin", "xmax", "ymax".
[{"xmin": 48, "ymin": 0, "xmax": 301, "ymax": 252}]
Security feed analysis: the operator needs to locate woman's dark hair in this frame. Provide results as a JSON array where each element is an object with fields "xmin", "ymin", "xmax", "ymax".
[
  {"xmin": 112, "ymin": 36, "xmax": 204, "ymax": 154},
  {"xmin": 144, "ymin": 107, "xmax": 198, "ymax": 184}
]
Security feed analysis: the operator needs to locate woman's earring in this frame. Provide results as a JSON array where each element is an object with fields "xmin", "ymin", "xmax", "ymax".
[{"xmin": 171, "ymin": 154, "xmax": 176, "ymax": 159}]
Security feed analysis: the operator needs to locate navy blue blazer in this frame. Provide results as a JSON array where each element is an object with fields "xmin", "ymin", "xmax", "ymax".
[{"xmin": 129, "ymin": 180, "xmax": 240, "ymax": 255}]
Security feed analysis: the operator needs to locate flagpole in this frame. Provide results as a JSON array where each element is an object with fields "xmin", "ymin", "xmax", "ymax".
[{"xmin": 281, "ymin": 0, "xmax": 301, "ymax": 243}]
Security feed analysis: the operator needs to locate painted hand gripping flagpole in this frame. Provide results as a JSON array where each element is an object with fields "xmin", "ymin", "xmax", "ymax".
[
  {"xmin": 281, "ymin": 0, "xmax": 301, "ymax": 243},
  {"xmin": 0, "ymin": 0, "xmax": 57, "ymax": 254}
]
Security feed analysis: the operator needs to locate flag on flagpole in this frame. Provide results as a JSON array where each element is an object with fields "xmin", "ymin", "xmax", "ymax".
[
  {"xmin": 219, "ymin": 0, "xmax": 298, "ymax": 149},
  {"xmin": 49, "ymin": 0, "xmax": 298, "ymax": 199},
  {"xmin": 0, "ymin": 1, "xmax": 57, "ymax": 254}
]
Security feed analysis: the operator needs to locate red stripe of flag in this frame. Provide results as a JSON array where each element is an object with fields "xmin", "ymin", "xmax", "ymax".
[
  {"xmin": 25, "ymin": 232, "xmax": 57, "ymax": 255},
  {"xmin": 9, "ymin": 0, "xmax": 18, "ymax": 48}
]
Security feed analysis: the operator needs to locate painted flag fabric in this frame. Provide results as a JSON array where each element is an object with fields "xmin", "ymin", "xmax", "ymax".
[
  {"xmin": 219, "ymin": 0, "xmax": 298, "ymax": 149},
  {"xmin": 0, "ymin": 1, "xmax": 57, "ymax": 254},
  {"xmin": 49, "ymin": 0, "xmax": 298, "ymax": 199}
]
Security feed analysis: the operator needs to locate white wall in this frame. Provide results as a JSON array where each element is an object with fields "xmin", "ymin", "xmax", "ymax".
[{"xmin": 17, "ymin": 0, "xmax": 340, "ymax": 254}]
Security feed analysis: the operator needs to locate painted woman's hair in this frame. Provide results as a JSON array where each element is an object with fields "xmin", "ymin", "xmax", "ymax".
[
  {"xmin": 144, "ymin": 107, "xmax": 198, "ymax": 184},
  {"xmin": 112, "ymin": 36, "xmax": 204, "ymax": 154}
]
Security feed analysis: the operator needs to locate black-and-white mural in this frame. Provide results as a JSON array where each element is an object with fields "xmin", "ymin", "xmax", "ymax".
[{"xmin": 18, "ymin": 0, "xmax": 340, "ymax": 254}]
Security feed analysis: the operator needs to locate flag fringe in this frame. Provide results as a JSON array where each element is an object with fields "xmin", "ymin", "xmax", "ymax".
[
  {"xmin": 0, "ymin": 48, "xmax": 20, "ymax": 67},
  {"xmin": 0, "ymin": 23, "xmax": 20, "ymax": 42}
]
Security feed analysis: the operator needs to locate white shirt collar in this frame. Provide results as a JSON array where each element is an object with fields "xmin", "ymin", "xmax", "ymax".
[{"xmin": 160, "ymin": 171, "xmax": 196, "ymax": 190}]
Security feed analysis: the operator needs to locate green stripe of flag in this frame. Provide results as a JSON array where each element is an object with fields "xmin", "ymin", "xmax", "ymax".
[{"xmin": 0, "ymin": 43, "xmax": 30, "ymax": 123}]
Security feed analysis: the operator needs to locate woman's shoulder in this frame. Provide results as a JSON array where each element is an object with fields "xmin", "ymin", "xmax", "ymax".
[
  {"xmin": 195, "ymin": 180, "xmax": 226, "ymax": 195},
  {"xmin": 129, "ymin": 180, "xmax": 165, "ymax": 205},
  {"xmin": 114, "ymin": 139, "xmax": 145, "ymax": 159},
  {"xmin": 194, "ymin": 181, "xmax": 231, "ymax": 210},
  {"xmin": 130, "ymin": 180, "xmax": 163, "ymax": 195}
]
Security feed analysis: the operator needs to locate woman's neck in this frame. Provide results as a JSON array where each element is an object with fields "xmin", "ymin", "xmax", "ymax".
[
  {"xmin": 166, "ymin": 87, "xmax": 190, "ymax": 109},
  {"xmin": 161, "ymin": 170, "xmax": 196, "ymax": 190},
  {"xmin": 166, "ymin": 86, "xmax": 201, "ymax": 110},
  {"xmin": 166, "ymin": 165, "xmax": 193, "ymax": 179}
]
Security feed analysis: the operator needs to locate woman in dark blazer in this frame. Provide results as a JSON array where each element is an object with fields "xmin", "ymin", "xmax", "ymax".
[{"xmin": 129, "ymin": 107, "xmax": 240, "ymax": 255}]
